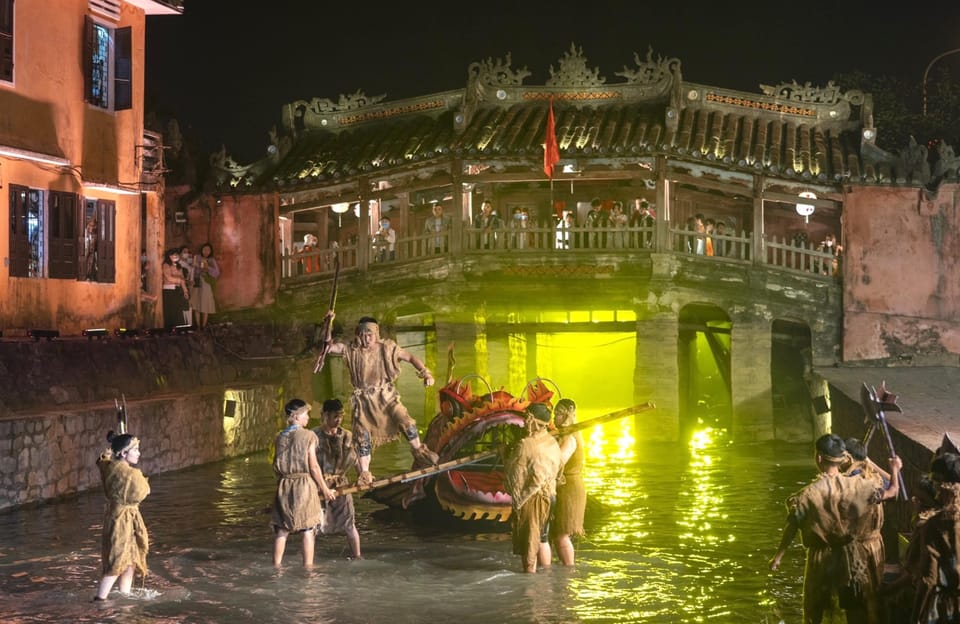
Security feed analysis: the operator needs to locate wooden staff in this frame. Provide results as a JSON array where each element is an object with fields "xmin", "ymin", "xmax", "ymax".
[
  {"xmin": 313, "ymin": 254, "xmax": 341, "ymax": 374},
  {"xmin": 335, "ymin": 401, "xmax": 655, "ymax": 497}
]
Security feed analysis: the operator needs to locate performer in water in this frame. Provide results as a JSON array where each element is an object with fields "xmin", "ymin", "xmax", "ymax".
[
  {"xmin": 323, "ymin": 315, "xmax": 439, "ymax": 485},
  {"xmin": 94, "ymin": 431, "xmax": 150, "ymax": 601}
]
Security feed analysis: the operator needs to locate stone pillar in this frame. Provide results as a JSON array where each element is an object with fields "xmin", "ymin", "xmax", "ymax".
[
  {"xmin": 634, "ymin": 312, "xmax": 680, "ymax": 441},
  {"xmin": 730, "ymin": 320, "xmax": 774, "ymax": 441}
]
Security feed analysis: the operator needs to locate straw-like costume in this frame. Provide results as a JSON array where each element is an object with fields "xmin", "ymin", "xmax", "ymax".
[
  {"xmin": 905, "ymin": 482, "xmax": 960, "ymax": 623},
  {"xmin": 314, "ymin": 425, "xmax": 357, "ymax": 535},
  {"xmin": 505, "ymin": 428, "xmax": 562, "ymax": 566},
  {"xmin": 551, "ymin": 430, "xmax": 586, "ymax": 539},
  {"xmin": 97, "ymin": 450, "xmax": 150, "ymax": 578},
  {"xmin": 786, "ymin": 472, "xmax": 886, "ymax": 623},
  {"xmin": 271, "ymin": 426, "xmax": 322, "ymax": 533},
  {"xmin": 345, "ymin": 339, "xmax": 416, "ymax": 448}
]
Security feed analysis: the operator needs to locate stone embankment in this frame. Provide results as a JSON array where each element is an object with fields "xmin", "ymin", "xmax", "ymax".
[{"xmin": 0, "ymin": 323, "xmax": 315, "ymax": 510}]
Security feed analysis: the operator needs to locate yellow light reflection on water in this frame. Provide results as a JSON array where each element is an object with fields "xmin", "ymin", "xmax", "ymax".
[{"xmin": 568, "ymin": 424, "xmax": 756, "ymax": 622}]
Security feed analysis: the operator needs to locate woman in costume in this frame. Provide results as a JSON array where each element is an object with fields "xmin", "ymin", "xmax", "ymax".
[{"xmin": 94, "ymin": 431, "xmax": 150, "ymax": 601}]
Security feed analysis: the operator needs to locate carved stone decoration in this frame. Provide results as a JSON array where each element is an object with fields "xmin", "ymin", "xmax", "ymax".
[
  {"xmin": 614, "ymin": 47, "xmax": 682, "ymax": 87},
  {"xmin": 932, "ymin": 140, "xmax": 960, "ymax": 179},
  {"xmin": 758, "ymin": 80, "xmax": 864, "ymax": 107},
  {"xmin": 897, "ymin": 135, "xmax": 931, "ymax": 184},
  {"xmin": 545, "ymin": 43, "xmax": 606, "ymax": 88},
  {"xmin": 467, "ymin": 53, "xmax": 532, "ymax": 89}
]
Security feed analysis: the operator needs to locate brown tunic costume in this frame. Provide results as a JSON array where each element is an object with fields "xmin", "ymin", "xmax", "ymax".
[
  {"xmin": 551, "ymin": 431, "xmax": 586, "ymax": 539},
  {"xmin": 344, "ymin": 339, "xmax": 417, "ymax": 448},
  {"xmin": 905, "ymin": 482, "xmax": 960, "ymax": 623},
  {"xmin": 505, "ymin": 428, "xmax": 563, "ymax": 566},
  {"xmin": 786, "ymin": 472, "xmax": 886, "ymax": 623},
  {"xmin": 271, "ymin": 426, "xmax": 323, "ymax": 533},
  {"xmin": 314, "ymin": 426, "xmax": 357, "ymax": 535},
  {"xmin": 97, "ymin": 452, "xmax": 150, "ymax": 578}
]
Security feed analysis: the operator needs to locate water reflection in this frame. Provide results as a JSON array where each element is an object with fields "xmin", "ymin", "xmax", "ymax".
[{"xmin": 0, "ymin": 426, "xmax": 811, "ymax": 623}]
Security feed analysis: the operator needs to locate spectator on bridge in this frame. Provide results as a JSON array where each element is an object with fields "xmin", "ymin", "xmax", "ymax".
[
  {"xmin": 473, "ymin": 200, "xmax": 502, "ymax": 250},
  {"xmin": 509, "ymin": 206, "xmax": 530, "ymax": 249},
  {"xmin": 373, "ymin": 217, "xmax": 396, "ymax": 262},
  {"xmin": 714, "ymin": 220, "xmax": 727, "ymax": 257},
  {"xmin": 609, "ymin": 201, "xmax": 628, "ymax": 249},
  {"xmin": 423, "ymin": 203, "xmax": 451, "ymax": 254},
  {"xmin": 630, "ymin": 199, "xmax": 655, "ymax": 248}
]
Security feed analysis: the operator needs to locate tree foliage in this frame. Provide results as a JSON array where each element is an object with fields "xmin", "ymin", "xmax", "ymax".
[{"xmin": 833, "ymin": 69, "xmax": 960, "ymax": 153}]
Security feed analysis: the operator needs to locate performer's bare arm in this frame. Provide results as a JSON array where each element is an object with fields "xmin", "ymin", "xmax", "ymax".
[
  {"xmin": 880, "ymin": 456, "xmax": 903, "ymax": 501},
  {"xmin": 769, "ymin": 519, "xmax": 798, "ymax": 571},
  {"xmin": 398, "ymin": 348, "xmax": 435, "ymax": 387}
]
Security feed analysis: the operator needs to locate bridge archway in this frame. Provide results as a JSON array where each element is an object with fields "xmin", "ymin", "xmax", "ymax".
[{"xmin": 678, "ymin": 303, "xmax": 732, "ymax": 437}]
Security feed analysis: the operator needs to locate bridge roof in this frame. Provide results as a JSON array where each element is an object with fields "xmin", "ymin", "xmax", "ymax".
[{"xmin": 211, "ymin": 46, "xmax": 924, "ymax": 194}]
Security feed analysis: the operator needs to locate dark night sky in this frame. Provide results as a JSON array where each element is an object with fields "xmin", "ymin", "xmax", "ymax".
[{"xmin": 145, "ymin": 0, "xmax": 960, "ymax": 163}]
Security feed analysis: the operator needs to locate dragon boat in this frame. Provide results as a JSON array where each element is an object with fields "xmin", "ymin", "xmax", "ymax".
[{"xmin": 367, "ymin": 375, "xmax": 558, "ymax": 524}]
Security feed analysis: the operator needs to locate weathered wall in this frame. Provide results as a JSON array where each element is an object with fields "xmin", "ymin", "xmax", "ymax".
[
  {"xmin": 0, "ymin": 324, "xmax": 314, "ymax": 509},
  {"xmin": 842, "ymin": 184, "xmax": 960, "ymax": 363},
  {"xmin": 164, "ymin": 188, "xmax": 279, "ymax": 312}
]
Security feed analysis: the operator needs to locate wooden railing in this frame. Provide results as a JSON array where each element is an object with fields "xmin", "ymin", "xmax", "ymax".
[{"xmin": 280, "ymin": 224, "xmax": 840, "ymax": 283}]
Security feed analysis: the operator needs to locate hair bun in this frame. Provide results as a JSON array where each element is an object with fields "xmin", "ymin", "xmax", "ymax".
[{"xmin": 106, "ymin": 430, "xmax": 117, "ymax": 443}]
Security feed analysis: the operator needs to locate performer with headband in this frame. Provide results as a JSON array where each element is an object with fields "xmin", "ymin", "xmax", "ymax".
[
  {"xmin": 94, "ymin": 430, "xmax": 150, "ymax": 601},
  {"xmin": 323, "ymin": 315, "xmax": 439, "ymax": 485}
]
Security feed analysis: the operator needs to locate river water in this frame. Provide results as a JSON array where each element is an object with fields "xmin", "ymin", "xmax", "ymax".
[{"xmin": 0, "ymin": 419, "xmax": 813, "ymax": 624}]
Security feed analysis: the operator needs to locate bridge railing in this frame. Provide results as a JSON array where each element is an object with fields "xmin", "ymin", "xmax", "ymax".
[{"xmin": 280, "ymin": 223, "xmax": 839, "ymax": 283}]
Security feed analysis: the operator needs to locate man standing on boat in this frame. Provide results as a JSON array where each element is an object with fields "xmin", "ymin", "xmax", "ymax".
[{"xmin": 324, "ymin": 315, "xmax": 439, "ymax": 485}]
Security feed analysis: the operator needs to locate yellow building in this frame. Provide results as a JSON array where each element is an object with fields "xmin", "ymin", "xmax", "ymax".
[{"xmin": 0, "ymin": 0, "xmax": 180, "ymax": 335}]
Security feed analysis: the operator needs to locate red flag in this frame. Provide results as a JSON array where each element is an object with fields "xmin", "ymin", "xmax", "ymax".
[{"xmin": 543, "ymin": 98, "xmax": 560, "ymax": 178}]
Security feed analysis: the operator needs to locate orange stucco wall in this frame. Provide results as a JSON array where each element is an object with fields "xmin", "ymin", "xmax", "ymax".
[
  {"xmin": 168, "ymin": 190, "xmax": 279, "ymax": 312},
  {"xmin": 842, "ymin": 184, "xmax": 960, "ymax": 361},
  {"xmin": 0, "ymin": 2, "xmax": 154, "ymax": 335}
]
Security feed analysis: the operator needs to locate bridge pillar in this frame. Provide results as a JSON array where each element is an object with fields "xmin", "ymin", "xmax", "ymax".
[
  {"xmin": 634, "ymin": 312, "xmax": 680, "ymax": 441},
  {"xmin": 730, "ymin": 320, "xmax": 775, "ymax": 441}
]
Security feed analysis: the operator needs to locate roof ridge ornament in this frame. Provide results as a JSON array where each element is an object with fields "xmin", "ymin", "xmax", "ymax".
[
  {"xmin": 467, "ymin": 52, "xmax": 532, "ymax": 88},
  {"xmin": 759, "ymin": 80, "xmax": 864, "ymax": 107},
  {"xmin": 614, "ymin": 47, "xmax": 682, "ymax": 86},
  {"xmin": 306, "ymin": 90, "xmax": 388, "ymax": 113},
  {"xmin": 546, "ymin": 43, "xmax": 605, "ymax": 88}
]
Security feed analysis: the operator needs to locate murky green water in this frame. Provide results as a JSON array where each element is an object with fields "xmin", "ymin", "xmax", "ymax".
[{"xmin": 0, "ymin": 423, "xmax": 813, "ymax": 623}]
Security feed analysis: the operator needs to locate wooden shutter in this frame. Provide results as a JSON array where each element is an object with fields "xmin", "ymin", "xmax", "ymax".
[
  {"xmin": 47, "ymin": 191, "xmax": 78, "ymax": 279},
  {"xmin": 114, "ymin": 26, "xmax": 131, "ymax": 110},
  {"xmin": 8, "ymin": 184, "xmax": 29, "ymax": 277},
  {"xmin": 96, "ymin": 199, "xmax": 116, "ymax": 282},
  {"xmin": 82, "ymin": 15, "xmax": 93, "ymax": 102},
  {"xmin": 0, "ymin": 0, "xmax": 13, "ymax": 83}
]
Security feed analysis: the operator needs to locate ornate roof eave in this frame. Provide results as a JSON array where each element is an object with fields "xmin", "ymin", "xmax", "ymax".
[{"xmin": 281, "ymin": 90, "xmax": 463, "ymax": 135}]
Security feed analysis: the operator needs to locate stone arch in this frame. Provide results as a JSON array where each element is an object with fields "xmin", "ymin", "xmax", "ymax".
[{"xmin": 678, "ymin": 303, "xmax": 732, "ymax": 437}]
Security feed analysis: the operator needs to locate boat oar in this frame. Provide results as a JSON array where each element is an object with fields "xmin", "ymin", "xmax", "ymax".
[{"xmin": 336, "ymin": 401, "xmax": 655, "ymax": 497}]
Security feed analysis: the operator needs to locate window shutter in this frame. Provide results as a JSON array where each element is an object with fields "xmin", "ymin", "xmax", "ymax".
[
  {"xmin": 0, "ymin": 0, "xmax": 13, "ymax": 82},
  {"xmin": 82, "ymin": 15, "xmax": 93, "ymax": 103},
  {"xmin": 97, "ymin": 200, "xmax": 116, "ymax": 282},
  {"xmin": 114, "ymin": 26, "xmax": 131, "ymax": 110},
  {"xmin": 8, "ymin": 185, "xmax": 29, "ymax": 277},
  {"xmin": 48, "ymin": 192, "xmax": 78, "ymax": 279}
]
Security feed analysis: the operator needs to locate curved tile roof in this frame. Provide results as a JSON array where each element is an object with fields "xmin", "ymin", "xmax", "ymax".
[{"xmin": 215, "ymin": 46, "xmax": 907, "ymax": 192}]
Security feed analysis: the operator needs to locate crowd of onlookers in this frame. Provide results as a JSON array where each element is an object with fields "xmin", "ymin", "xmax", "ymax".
[
  {"xmin": 157, "ymin": 243, "xmax": 220, "ymax": 329},
  {"xmin": 289, "ymin": 196, "xmax": 841, "ymax": 276}
]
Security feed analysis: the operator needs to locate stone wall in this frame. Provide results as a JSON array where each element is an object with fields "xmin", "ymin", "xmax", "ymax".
[
  {"xmin": 0, "ymin": 324, "xmax": 313, "ymax": 510},
  {"xmin": 0, "ymin": 386, "xmax": 281, "ymax": 510}
]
